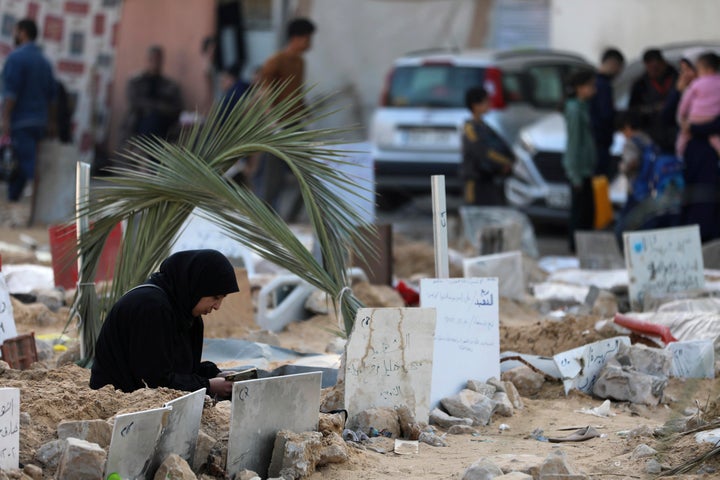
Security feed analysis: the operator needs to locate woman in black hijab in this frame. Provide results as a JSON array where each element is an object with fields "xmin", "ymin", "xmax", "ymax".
[{"xmin": 90, "ymin": 249, "xmax": 239, "ymax": 397}]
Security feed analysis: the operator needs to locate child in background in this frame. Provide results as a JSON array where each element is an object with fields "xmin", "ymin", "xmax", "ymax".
[
  {"xmin": 676, "ymin": 52, "xmax": 720, "ymax": 157},
  {"xmin": 562, "ymin": 70, "xmax": 597, "ymax": 253},
  {"xmin": 460, "ymin": 86, "xmax": 513, "ymax": 206}
]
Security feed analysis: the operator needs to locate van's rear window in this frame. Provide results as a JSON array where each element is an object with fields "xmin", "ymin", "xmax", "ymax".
[{"xmin": 387, "ymin": 66, "xmax": 485, "ymax": 108}]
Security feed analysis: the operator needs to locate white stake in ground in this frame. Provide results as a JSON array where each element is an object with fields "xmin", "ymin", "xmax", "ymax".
[
  {"xmin": 75, "ymin": 162, "xmax": 91, "ymax": 359},
  {"xmin": 431, "ymin": 175, "xmax": 449, "ymax": 278}
]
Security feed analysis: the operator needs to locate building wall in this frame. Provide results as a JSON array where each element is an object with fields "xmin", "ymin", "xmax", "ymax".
[{"xmin": 551, "ymin": 0, "xmax": 720, "ymax": 64}]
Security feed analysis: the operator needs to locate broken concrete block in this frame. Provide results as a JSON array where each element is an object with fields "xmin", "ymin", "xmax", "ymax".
[
  {"xmin": 57, "ymin": 419, "xmax": 112, "ymax": 448},
  {"xmin": 318, "ymin": 412, "xmax": 346, "ymax": 436},
  {"xmin": 592, "ymin": 364, "xmax": 666, "ymax": 406},
  {"xmin": 34, "ymin": 439, "xmax": 67, "ymax": 469},
  {"xmin": 317, "ymin": 432, "xmax": 350, "ymax": 466},
  {"xmin": 267, "ymin": 430, "xmax": 323, "ymax": 480},
  {"xmin": 448, "ymin": 425, "xmax": 479, "ymax": 435},
  {"xmin": 349, "ymin": 407, "xmax": 401, "ymax": 438},
  {"xmin": 441, "ymin": 389, "xmax": 497, "ymax": 426},
  {"xmin": 492, "ymin": 392, "xmax": 514, "ymax": 417},
  {"xmin": 153, "ymin": 453, "xmax": 196, "ymax": 480},
  {"xmin": 467, "ymin": 380, "xmax": 497, "ymax": 397},
  {"xmin": 56, "ymin": 438, "xmax": 106, "ymax": 480},
  {"xmin": 614, "ymin": 343, "xmax": 672, "ymax": 378},
  {"xmin": 486, "ymin": 454, "xmax": 545, "ymax": 477},
  {"xmin": 429, "ymin": 408, "xmax": 473, "ymax": 428},
  {"xmin": 192, "ymin": 430, "xmax": 216, "ymax": 471},
  {"xmin": 235, "ymin": 470, "xmax": 261, "ymax": 480},
  {"xmin": 495, "ymin": 473, "xmax": 533, "ymax": 480},
  {"xmin": 22, "ymin": 465, "xmax": 42, "ymax": 480},
  {"xmin": 631, "ymin": 444, "xmax": 657, "ymax": 459},
  {"xmin": 501, "ymin": 366, "xmax": 545, "ymax": 397},
  {"xmin": 503, "ymin": 382, "xmax": 524, "ymax": 410},
  {"xmin": 486, "ymin": 377, "xmax": 506, "ymax": 393},
  {"xmin": 462, "ymin": 460, "xmax": 504, "ymax": 480}
]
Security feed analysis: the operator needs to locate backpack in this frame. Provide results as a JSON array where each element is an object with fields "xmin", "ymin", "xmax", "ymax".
[{"xmin": 630, "ymin": 137, "xmax": 684, "ymax": 202}]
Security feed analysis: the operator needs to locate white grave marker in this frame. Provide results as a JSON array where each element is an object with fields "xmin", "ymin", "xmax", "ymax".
[
  {"xmin": 344, "ymin": 307, "xmax": 436, "ymax": 423},
  {"xmin": 226, "ymin": 372, "xmax": 321, "ymax": 479},
  {"xmin": 624, "ymin": 225, "xmax": 704, "ymax": 311},
  {"xmin": 463, "ymin": 251, "xmax": 524, "ymax": 299},
  {"xmin": 105, "ymin": 406, "xmax": 172, "ymax": 479},
  {"xmin": 553, "ymin": 336, "xmax": 631, "ymax": 394},
  {"xmin": 0, "ymin": 388, "xmax": 19, "ymax": 470},
  {"xmin": 421, "ymin": 278, "xmax": 500, "ymax": 407},
  {"xmin": 149, "ymin": 389, "xmax": 206, "ymax": 473},
  {"xmin": 0, "ymin": 273, "xmax": 17, "ymax": 346}
]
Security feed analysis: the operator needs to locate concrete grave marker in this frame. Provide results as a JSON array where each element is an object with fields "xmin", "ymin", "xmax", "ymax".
[
  {"xmin": 463, "ymin": 251, "xmax": 524, "ymax": 299},
  {"xmin": 105, "ymin": 406, "xmax": 172, "ymax": 479},
  {"xmin": 226, "ymin": 372, "xmax": 321, "ymax": 479},
  {"xmin": 421, "ymin": 278, "xmax": 500, "ymax": 407},
  {"xmin": 344, "ymin": 307, "xmax": 436, "ymax": 423},
  {"xmin": 624, "ymin": 226, "xmax": 704, "ymax": 311},
  {"xmin": 149, "ymin": 389, "xmax": 206, "ymax": 474},
  {"xmin": 0, "ymin": 388, "xmax": 19, "ymax": 470},
  {"xmin": 575, "ymin": 231, "xmax": 625, "ymax": 270},
  {"xmin": 553, "ymin": 336, "xmax": 631, "ymax": 394},
  {"xmin": 0, "ymin": 272, "xmax": 17, "ymax": 347}
]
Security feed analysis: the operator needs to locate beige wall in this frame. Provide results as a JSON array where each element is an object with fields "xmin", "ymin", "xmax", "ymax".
[
  {"xmin": 109, "ymin": 0, "xmax": 215, "ymax": 152},
  {"xmin": 551, "ymin": 0, "xmax": 720, "ymax": 64}
]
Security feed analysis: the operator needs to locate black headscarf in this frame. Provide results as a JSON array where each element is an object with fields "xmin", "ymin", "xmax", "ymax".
[{"xmin": 149, "ymin": 249, "xmax": 239, "ymax": 320}]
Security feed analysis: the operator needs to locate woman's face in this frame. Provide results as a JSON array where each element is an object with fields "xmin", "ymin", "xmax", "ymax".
[{"xmin": 192, "ymin": 295, "xmax": 226, "ymax": 316}]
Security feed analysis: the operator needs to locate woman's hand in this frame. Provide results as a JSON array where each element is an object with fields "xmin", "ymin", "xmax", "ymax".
[{"xmin": 208, "ymin": 377, "xmax": 234, "ymax": 399}]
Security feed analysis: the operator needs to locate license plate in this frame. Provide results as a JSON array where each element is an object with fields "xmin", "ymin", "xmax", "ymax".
[
  {"xmin": 547, "ymin": 189, "xmax": 569, "ymax": 208},
  {"xmin": 398, "ymin": 129, "xmax": 454, "ymax": 146}
]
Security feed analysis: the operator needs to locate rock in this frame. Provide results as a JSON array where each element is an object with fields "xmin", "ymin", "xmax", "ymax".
[
  {"xmin": 320, "ymin": 385, "xmax": 344, "ymax": 412},
  {"xmin": 462, "ymin": 460, "xmax": 504, "ymax": 480},
  {"xmin": 441, "ymin": 389, "xmax": 497, "ymax": 426},
  {"xmin": 501, "ymin": 366, "xmax": 545, "ymax": 397},
  {"xmin": 34, "ymin": 339, "xmax": 53, "ymax": 361},
  {"xmin": 419, "ymin": 431, "xmax": 448, "ymax": 447},
  {"xmin": 325, "ymin": 337, "xmax": 346, "ymax": 354},
  {"xmin": 19, "ymin": 412, "xmax": 31, "ymax": 427},
  {"xmin": 503, "ymin": 382, "xmax": 524, "ymax": 410},
  {"xmin": 34, "ymin": 439, "xmax": 67, "ymax": 469},
  {"xmin": 492, "ymin": 392, "xmax": 514, "ymax": 417},
  {"xmin": 486, "ymin": 377, "xmax": 506, "ymax": 393},
  {"xmin": 268, "ymin": 430, "xmax": 323, "ymax": 479},
  {"xmin": 395, "ymin": 404, "xmax": 421, "ymax": 440},
  {"xmin": 317, "ymin": 432, "xmax": 350, "ymax": 465},
  {"xmin": 318, "ymin": 412, "xmax": 346, "ymax": 436},
  {"xmin": 22, "ymin": 465, "xmax": 42, "ymax": 480},
  {"xmin": 627, "ymin": 425, "xmax": 654, "ymax": 438},
  {"xmin": 429, "ymin": 408, "xmax": 473, "ymax": 428},
  {"xmin": 349, "ymin": 407, "xmax": 401, "ymax": 438},
  {"xmin": 193, "ymin": 430, "xmax": 216, "ymax": 471},
  {"xmin": 353, "ymin": 282, "xmax": 405, "ymax": 308},
  {"xmin": 467, "ymin": 380, "xmax": 497, "ymax": 397},
  {"xmin": 56, "ymin": 438, "xmax": 106, "ymax": 480},
  {"xmin": 632, "ymin": 443, "xmax": 657, "ymax": 459},
  {"xmin": 495, "ymin": 473, "xmax": 533, "ymax": 480},
  {"xmin": 235, "ymin": 470, "xmax": 261, "ymax": 480},
  {"xmin": 0, "ymin": 360, "xmax": 9, "ymax": 373},
  {"xmin": 57, "ymin": 419, "xmax": 112, "ymax": 448},
  {"xmin": 56, "ymin": 343, "xmax": 80, "ymax": 367},
  {"xmin": 33, "ymin": 288, "xmax": 65, "ymax": 311},
  {"xmin": 592, "ymin": 364, "xmax": 666, "ymax": 406},
  {"xmin": 448, "ymin": 425, "xmax": 479, "ymax": 435},
  {"xmin": 645, "ymin": 459, "xmax": 662, "ymax": 474},
  {"xmin": 538, "ymin": 450, "xmax": 586, "ymax": 480},
  {"xmin": 305, "ymin": 289, "xmax": 331, "ymax": 314},
  {"xmin": 153, "ymin": 453, "xmax": 196, "ymax": 480},
  {"xmin": 614, "ymin": 343, "xmax": 673, "ymax": 378},
  {"xmin": 487, "ymin": 454, "xmax": 545, "ymax": 477}
]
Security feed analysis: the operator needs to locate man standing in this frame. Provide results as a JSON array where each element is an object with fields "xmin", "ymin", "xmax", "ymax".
[
  {"xmin": 1, "ymin": 18, "xmax": 55, "ymax": 224},
  {"xmin": 591, "ymin": 48, "xmax": 624, "ymax": 178},
  {"xmin": 256, "ymin": 18, "xmax": 315, "ymax": 222},
  {"xmin": 124, "ymin": 45, "xmax": 183, "ymax": 143}
]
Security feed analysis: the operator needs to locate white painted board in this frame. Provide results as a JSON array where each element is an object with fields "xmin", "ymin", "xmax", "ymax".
[
  {"xmin": 226, "ymin": 372, "xmax": 321, "ymax": 479},
  {"xmin": 105, "ymin": 406, "xmax": 172, "ymax": 480},
  {"xmin": 553, "ymin": 336, "xmax": 631, "ymax": 394},
  {"xmin": 421, "ymin": 278, "xmax": 500, "ymax": 407},
  {"xmin": 0, "ymin": 388, "xmax": 19, "ymax": 470},
  {"xmin": 344, "ymin": 307, "xmax": 436, "ymax": 423},
  {"xmin": 0, "ymin": 272, "xmax": 17, "ymax": 347},
  {"xmin": 463, "ymin": 251, "xmax": 524, "ymax": 299},
  {"xmin": 624, "ymin": 225, "xmax": 704, "ymax": 311}
]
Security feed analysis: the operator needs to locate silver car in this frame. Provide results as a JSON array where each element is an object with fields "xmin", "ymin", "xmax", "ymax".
[{"xmin": 369, "ymin": 48, "xmax": 592, "ymax": 204}]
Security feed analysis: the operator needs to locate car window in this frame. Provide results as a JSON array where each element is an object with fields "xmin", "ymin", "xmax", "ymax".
[
  {"xmin": 526, "ymin": 65, "xmax": 565, "ymax": 109},
  {"xmin": 387, "ymin": 65, "xmax": 485, "ymax": 108},
  {"xmin": 502, "ymin": 73, "xmax": 525, "ymax": 103}
]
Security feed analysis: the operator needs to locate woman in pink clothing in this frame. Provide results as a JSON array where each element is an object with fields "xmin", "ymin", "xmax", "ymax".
[{"xmin": 677, "ymin": 52, "xmax": 720, "ymax": 157}]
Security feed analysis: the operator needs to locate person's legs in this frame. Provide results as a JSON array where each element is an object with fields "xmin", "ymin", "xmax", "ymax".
[
  {"xmin": 261, "ymin": 152, "xmax": 287, "ymax": 211},
  {"xmin": 568, "ymin": 177, "xmax": 595, "ymax": 253},
  {"xmin": 8, "ymin": 126, "xmax": 44, "ymax": 202}
]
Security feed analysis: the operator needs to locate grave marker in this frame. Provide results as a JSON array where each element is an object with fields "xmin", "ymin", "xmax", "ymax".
[
  {"xmin": 149, "ymin": 389, "xmax": 206, "ymax": 474},
  {"xmin": 421, "ymin": 278, "xmax": 500, "ymax": 407},
  {"xmin": 623, "ymin": 226, "xmax": 704, "ymax": 311},
  {"xmin": 553, "ymin": 336, "xmax": 631, "ymax": 394},
  {"xmin": 0, "ymin": 272, "xmax": 17, "ymax": 347},
  {"xmin": 226, "ymin": 372, "xmax": 321, "ymax": 479},
  {"xmin": 0, "ymin": 388, "xmax": 19, "ymax": 470},
  {"xmin": 575, "ymin": 231, "xmax": 625, "ymax": 269},
  {"xmin": 344, "ymin": 307, "xmax": 436, "ymax": 423},
  {"xmin": 463, "ymin": 251, "xmax": 524, "ymax": 299},
  {"xmin": 105, "ymin": 406, "xmax": 172, "ymax": 479}
]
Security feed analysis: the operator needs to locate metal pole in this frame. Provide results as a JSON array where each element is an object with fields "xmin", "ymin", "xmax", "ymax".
[
  {"xmin": 431, "ymin": 175, "xmax": 449, "ymax": 278},
  {"xmin": 75, "ymin": 162, "xmax": 91, "ymax": 358}
]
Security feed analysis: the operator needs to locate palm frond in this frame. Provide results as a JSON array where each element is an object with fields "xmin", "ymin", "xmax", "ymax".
[{"xmin": 73, "ymin": 83, "xmax": 374, "ymax": 361}]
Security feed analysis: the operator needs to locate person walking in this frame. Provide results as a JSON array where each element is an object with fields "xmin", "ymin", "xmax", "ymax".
[
  {"xmin": 563, "ymin": 70, "xmax": 597, "ymax": 253},
  {"xmin": 0, "ymin": 18, "xmax": 56, "ymax": 226},
  {"xmin": 591, "ymin": 48, "xmax": 624, "ymax": 178}
]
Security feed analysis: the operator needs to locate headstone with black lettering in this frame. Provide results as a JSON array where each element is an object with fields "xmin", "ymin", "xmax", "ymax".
[
  {"xmin": 575, "ymin": 231, "xmax": 625, "ymax": 270},
  {"xmin": 0, "ymin": 388, "xmax": 19, "ymax": 470},
  {"xmin": 553, "ymin": 336, "xmax": 631, "ymax": 394},
  {"xmin": 344, "ymin": 307, "xmax": 436, "ymax": 424},
  {"xmin": 105, "ymin": 406, "xmax": 172, "ymax": 479},
  {"xmin": 421, "ymin": 278, "xmax": 500, "ymax": 407},
  {"xmin": 624, "ymin": 226, "xmax": 704, "ymax": 311},
  {"xmin": 226, "ymin": 372, "xmax": 321, "ymax": 479}
]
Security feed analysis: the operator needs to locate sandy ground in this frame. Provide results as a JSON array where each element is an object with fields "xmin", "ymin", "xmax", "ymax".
[{"xmin": 0, "ymin": 196, "xmax": 719, "ymax": 478}]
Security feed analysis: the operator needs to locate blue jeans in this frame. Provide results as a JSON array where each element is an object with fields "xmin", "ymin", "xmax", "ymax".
[{"xmin": 8, "ymin": 126, "xmax": 45, "ymax": 201}]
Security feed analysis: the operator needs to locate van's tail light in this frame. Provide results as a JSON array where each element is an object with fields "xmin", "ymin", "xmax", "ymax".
[
  {"xmin": 379, "ymin": 68, "xmax": 395, "ymax": 106},
  {"xmin": 484, "ymin": 67, "xmax": 506, "ymax": 109}
]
